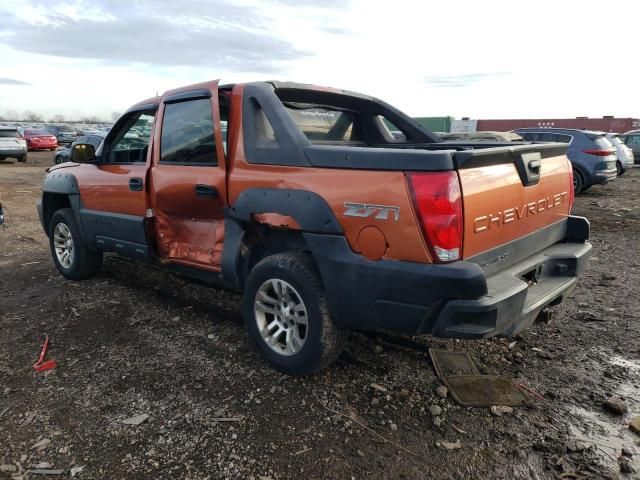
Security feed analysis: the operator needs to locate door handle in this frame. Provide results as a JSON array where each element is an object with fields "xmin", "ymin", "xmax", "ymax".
[
  {"xmin": 195, "ymin": 184, "xmax": 219, "ymax": 198},
  {"xmin": 129, "ymin": 177, "xmax": 143, "ymax": 191}
]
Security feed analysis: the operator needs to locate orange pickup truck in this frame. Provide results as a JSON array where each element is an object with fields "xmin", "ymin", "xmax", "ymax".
[{"xmin": 37, "ymin": 80, "xmax": 591, "ymax": 374}]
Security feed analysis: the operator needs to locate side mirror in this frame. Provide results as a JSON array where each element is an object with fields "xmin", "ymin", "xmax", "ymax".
[{"xmin": 71, "ymin": 143, "xmax": 97, "ymax": 163}]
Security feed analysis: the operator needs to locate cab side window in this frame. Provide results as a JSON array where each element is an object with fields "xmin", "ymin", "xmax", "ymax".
[
  {"xmin": 160, "ymin": 98, "xmax": 217, "ymax": 165},
  {"xmin": 107, "ymin": 111, "xmax": 154, "ymax": 164}
]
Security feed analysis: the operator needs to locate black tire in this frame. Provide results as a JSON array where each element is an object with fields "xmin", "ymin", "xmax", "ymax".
[
  {"xmin": 616, "ymin": 162, "xmax": 625, "ymax": 176},
  {"xmin": 17, "ymin": 155, "xmax": 26, "ymax": 163},
  {"xmin": 243, "ymin": 252, "xmax": 348, "ymax": 375},
  {"xmin": 573, "ymin": 169, "xmax": 584, "ymax": 194},
  {"xmin": 49, "ymin": 208, "xmax": 102, "ymax": 280},
  {"xmin": 54, "ymin": 155, "xmax": 62, "ymax": 164}
]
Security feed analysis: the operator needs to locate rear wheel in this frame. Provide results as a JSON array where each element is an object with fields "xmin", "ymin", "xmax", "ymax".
[
  {"xmin": 243, "ymin": 252, "xmax": 348, "ymax": 375},
  {"xmin": 49, "ymin": 208, "xmax": 102, "ymax": 280},
  {"xmin": 616, "ymin": 161, "xmax": 624, "ymax": 176},
  {"xmin": 17, "ymin": 155, "xmax": 26, "ymax": 163},
  {"xmin": 573, "ymin": 170, "xmax": 584, "ymax": 193}
]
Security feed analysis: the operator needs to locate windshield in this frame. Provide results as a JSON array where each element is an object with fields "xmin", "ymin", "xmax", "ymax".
[
  {"xmin": 25, "ymin": 129, "xmax": 48, "ymax": 135},
  {"xmin": 0, "ymin": 130, "xmax": 20, "ymax": 138}
]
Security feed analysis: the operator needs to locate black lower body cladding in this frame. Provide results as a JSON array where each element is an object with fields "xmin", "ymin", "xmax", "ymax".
[{"xmin": 304, "ymin": 215, "xmax": 591, "ymax": 339}]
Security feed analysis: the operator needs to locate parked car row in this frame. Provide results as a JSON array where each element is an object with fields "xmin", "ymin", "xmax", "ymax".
[
  {"xmin": 513, "ymin": 128, "xmax": 626, "ymax": 193},
  {"xmin": 436, "ymin": 128, "xmax": 634, "ymax": 194}
]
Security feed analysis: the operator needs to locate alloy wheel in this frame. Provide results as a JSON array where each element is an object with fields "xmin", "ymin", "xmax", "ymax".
[
  {"xmin": 53, "ymin": 223, "xmax": 74, "ymax": 269},
  {"xmin": 254, "ymin": 279, "xmax": 308, "ymax": 356}
]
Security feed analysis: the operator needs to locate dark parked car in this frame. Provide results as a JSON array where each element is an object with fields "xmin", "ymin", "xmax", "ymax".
[
  {"xmin": 44, "ymin": 124, "xmax": 78, "ymax": 145},
  {"xmin": 515, "ymin": 128, "xmax": 617, "ymax": 193},
  {"xmin": 621, "ymin": 130, "xmax": 640, "ymax": 164},
  {"xmin": 54, "ymin": 134, "xmax": 105, "ymax": 164}
]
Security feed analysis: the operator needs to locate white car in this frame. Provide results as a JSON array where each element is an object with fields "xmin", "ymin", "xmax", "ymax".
[
  {"xmin": 0, "ymin": 127, "xmax": 27, "ymax": 162},
  {"xmin": 606, "ymin": 133, "xmax": 634, "ymax": 175}
]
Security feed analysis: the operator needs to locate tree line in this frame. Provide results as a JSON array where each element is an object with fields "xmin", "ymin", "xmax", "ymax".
[{"xmin": 0, "ymin": 111, "xmax": 121, "ymax": 124}]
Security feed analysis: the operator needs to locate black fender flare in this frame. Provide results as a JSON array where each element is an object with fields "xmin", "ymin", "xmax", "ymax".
[
  {"xmin": 42, "ymin": 171, "xmax": 80, "ymax": 194},
  {"xmin": 41, "ymin": 172, "xmax": 87, "ymax": 242},
  {"xmin": 222, "ymin": 188, "xmax": 343, "ymax": 289}
]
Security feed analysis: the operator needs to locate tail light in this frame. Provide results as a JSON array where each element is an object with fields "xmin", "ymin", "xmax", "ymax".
[
  {"xmin": 407, "ymin": 171, "xmax": 463, "ymax": 263},
  {"xmin": 582, "ymin": 149, "xmax": 614, "ymax": 156},
  {"xmin": 567, "ymin": 160, "xmax": 575, "ymax": 212}
]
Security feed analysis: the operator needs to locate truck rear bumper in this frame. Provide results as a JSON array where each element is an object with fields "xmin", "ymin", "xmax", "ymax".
[
  {"xmin": 304, "ymin": 216, "xmax": 591, "ymax": 339},
  {"xmin": 431, "ymin": 241, "xmax": 591, "ymax": 338}
]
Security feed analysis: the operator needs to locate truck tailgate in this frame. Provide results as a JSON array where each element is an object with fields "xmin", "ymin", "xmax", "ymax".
[{"xmin": 455, "ymin": 145, "xmax": 572, "ymax": 259}]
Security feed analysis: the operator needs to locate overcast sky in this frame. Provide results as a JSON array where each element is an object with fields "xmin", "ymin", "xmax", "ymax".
[{"xmin": 0, "ymin": 0, "xmax": 637, "ymax": 121}]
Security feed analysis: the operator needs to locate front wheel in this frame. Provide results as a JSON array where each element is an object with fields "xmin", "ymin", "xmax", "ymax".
[
  {"xmin": 54, "ymin": 155, "xmax": 63, "ymax": 164},
  {"xmin": 49, "ymin": 208, "xmax": 102, "ymax": 280},
  {"xmin": 616, "ymin": 162, "xmax": 625, "ymax": 176},
  {"xmin": 17, "ymin": 155, "xmax": 26, "ymax": 163},
  {"xmin": 243, "ymin": 252, "xmax": 348, "ymax": 375}
]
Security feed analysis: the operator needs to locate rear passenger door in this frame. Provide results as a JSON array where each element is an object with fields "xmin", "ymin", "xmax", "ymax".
[{"xmin": 149, "ymin": 82, "xmax": 227, "ymax": 271}]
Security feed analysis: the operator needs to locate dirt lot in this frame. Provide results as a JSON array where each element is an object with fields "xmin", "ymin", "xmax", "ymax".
[{"xmin": 1, "ymin": 152, "xmax": 639, "ymax": 479}]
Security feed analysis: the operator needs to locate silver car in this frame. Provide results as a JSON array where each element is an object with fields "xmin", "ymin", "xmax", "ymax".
[
  {"xmin": 0, "ymin": 127, "xmax": 27, "ymax": 162},
  {"xmin": 606, "ymin": 133, "xmax": 634, "ymax": 175}
]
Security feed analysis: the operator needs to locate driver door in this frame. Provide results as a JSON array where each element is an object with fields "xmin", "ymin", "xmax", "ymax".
[{"xmin": 76, "ymin": 106, "xmax": 156, "ymax": 254}]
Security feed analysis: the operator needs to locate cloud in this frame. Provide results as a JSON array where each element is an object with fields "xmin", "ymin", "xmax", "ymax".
[
  {"xmin": 0, "ymin": 78, "xmax": 31, "ymax": 85},
  {"xmin": 0, "ymin": 0, "xmax": 309, "ymax": 73},
  {"xmin": 423, "ymin": 72, "xmax": 510, "ymax": 88}
]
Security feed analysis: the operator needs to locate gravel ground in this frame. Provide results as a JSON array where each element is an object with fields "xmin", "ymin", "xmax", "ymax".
[{"xmin": 1, "ymin": 152, "xmax": 639, "ymax": 479}]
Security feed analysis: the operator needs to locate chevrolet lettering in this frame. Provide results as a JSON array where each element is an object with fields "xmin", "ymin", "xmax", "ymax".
[{"xmin": 473, "ymin": 192, "xmax": 569, "ymax": 233}]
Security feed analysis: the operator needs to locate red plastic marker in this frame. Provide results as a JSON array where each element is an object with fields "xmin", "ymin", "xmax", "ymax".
[{"xmin": 33, "ymin": 335, "xmax": 57, "ymax": 372}]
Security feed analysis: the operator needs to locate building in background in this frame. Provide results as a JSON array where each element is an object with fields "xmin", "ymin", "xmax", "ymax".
[{"xmin": 412, "ymin": 116, "xmax": 453, "ymax": 133}]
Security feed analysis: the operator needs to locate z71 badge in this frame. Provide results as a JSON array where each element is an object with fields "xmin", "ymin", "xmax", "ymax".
[{"xmin": 343, "ymin": 202, "xmax": 400, "ymax": 221}]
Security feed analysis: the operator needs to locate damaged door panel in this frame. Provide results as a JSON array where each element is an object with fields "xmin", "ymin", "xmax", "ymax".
[{"xmin": 148, "ymin": 80, "xmax": 228, "ymax": 270}]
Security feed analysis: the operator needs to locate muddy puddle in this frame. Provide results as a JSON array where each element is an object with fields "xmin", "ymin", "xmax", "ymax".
[{"xmin": 567, "ymin": 353, "xmax": 640, "ymax": 475}]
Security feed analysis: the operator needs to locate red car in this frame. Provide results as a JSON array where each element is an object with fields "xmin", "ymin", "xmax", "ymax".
[{"xmin": 23, "ymin": 129, "xmax": 58, "ymax": 151}]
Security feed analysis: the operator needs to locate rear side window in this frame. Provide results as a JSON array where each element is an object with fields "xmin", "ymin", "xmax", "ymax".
[
  {"xmin": 0, "ymin": 130, "xmax": 20, "ymax": 138},
  {"xmin": 551, "ymin": 134, "xmax": 572, "ymax": 143},
  {"xmin": 284, "ymin": 105, "xmax": 362, "ymax": 143},
  {"xmin": 519, "ymin": 132, "xmax": 571, "ymax": 143},
  {"xmin": 160, "ymin": 98, "xmax": 217, "ymax": 165},
  {"xmin": 87, "ymin": 135, "xmax": 104, "ymax": 148}
]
